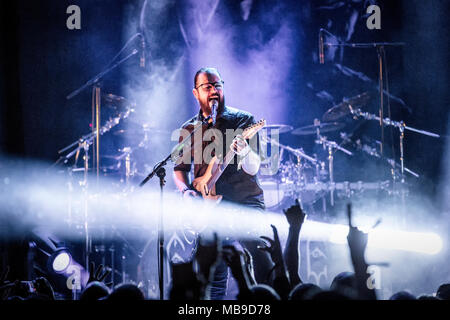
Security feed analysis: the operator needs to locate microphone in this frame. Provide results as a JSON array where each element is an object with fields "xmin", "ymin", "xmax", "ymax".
[
  {"xmin": 209, "ymin": 99, "xmax": 218, "ymax": 126},
  {"xmin": 140, "ymin": 34, "xmax": 146, "ymax": 68},
  {"xmin": 319, "ymin": 28, "xmax": 324, "ymax": 64}
]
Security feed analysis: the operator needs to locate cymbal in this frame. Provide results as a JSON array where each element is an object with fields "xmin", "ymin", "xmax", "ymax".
[
  {"xmin": 291, "ymin": 122, "xmax": 345, "ymax": 135},
  {"xmin": 322, "ymin": 92, "xmax": 370, "ymax": 122},
  {"xmin": 260, "ymin": 124, "xmax": 293, "ymax": 134}
]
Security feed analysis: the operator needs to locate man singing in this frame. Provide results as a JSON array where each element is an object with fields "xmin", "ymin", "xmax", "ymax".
[
  {"xmin": 173, "ymin": 67, "xmax": 268, "ymax": 299},
  {"xmin": 173, "ymin": 67, "xmax": 264, "ymax": 209}
]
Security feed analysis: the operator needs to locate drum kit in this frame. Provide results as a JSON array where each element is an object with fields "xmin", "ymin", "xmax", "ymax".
[
  {"xmin": 55, "ymin": 93, "xmax": 173, "ymax": 194},
  {"xmin": 258, "ymin": 91, "xmax": 439, "ymax": 213}
]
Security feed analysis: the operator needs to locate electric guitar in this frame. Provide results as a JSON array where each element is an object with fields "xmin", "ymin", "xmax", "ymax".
[{"xmin": 192, "ymin": 119, "xmax": 266, "ymax": 202}]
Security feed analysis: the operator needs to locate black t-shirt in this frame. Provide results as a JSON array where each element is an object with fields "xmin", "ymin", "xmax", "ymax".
[{"xmin": 174, "ymin": 106, "xmax": 265, "ymax": 209}]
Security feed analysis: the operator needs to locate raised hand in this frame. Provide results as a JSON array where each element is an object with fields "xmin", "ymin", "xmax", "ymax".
[
  {"xmin": 283, "ymin": 199, "xmax": 306, "ymax": 229},
  {"xmin": 258, "ymin": 225, "xmax": 284, "ymax": 267},
  {"xmin": 258, "ymin": 225, "xmax": 292, "ymax": 299},
  {"xmin": 88, "ymin": 262, "xmax": 112, "ymax": 286},
  {"xmin": 346, "ymin": 203, "xmax": 368, "ymax": 259},
  {"xmin": 346, "ymin": 203, "xmax": 376, "ymax": 300},
  {"xmin": 283, "ymin": 200, "xmax": 305, "ymax": 288},
  {"xmin": 222, "ymin": 244, "xmax": 251, "ymax": 291}
]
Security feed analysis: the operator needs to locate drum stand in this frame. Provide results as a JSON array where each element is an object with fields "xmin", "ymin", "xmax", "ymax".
[
  {"xmin": 320, "ymin": 34, "xmax": 413, "ymax": 223},
  {"xmin": 349, "ymin": 107, "xmax": 440, "ymax": 225},
  {"xmin": 55, "ymin": 107, "xmax": 133, "ymax": 275},
  {"xmin": 314, "ymin": 119, "xmax": 353, "ymax": 206},
  {"xmin": 80, "ymin": 141, "xmax": 92, "ymax": 269},
  {"xmin": 55, "ymin": 137, "xmax": 93, "ymax": 270}
]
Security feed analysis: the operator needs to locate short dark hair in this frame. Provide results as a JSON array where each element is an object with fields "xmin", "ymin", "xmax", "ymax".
[
  {"xmin": 80, "ymin": 281, "xmax": 110, "ymax": 301},
  {"xmin": 107, "ymin": 283, "xmax": 145, "ymax": 300},
  {"xmin": 248, "ymin": 284, "xmax": 281, "ymax": 301},
  {"xmin": 289, "ymin": 283, "xmax": 322, "ymax": 300},
  {"xmin": 437, "ymin": 283, "xmax": 450, "ymax": 300},
  {"xmin": 194, "ymin": 67, "xmax": 221, "ymax": 88},
  {"xmin": 389, "ymin": 291, "xmax": 416, "ymax": 300}
]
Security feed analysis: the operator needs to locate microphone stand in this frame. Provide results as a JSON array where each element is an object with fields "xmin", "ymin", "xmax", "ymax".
[
  {"xmin": 319, "ymin": 28, "xmax": 405, "ymax": 155},
  {"xmin": 66, "ymin": 49, "xmax": 139, "ymax": 100},
  {"xmin": 138, "ymin": 115, "xmax": 213, "ymax": 300},
  {"xmin": 323, "ymin": 39, "xmax": 404, "ymax": 157},
  {"xmin": 67, "ymin": 49, "xmax": 139, "ymax": 185}
]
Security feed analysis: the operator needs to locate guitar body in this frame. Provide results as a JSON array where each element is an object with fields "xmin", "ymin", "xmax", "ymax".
[
  {"xmin": 192, "ymin": 156, "xmax": 223, "ymax": 203},
  {"xmin": 191, "ymin": 119, "xmax": 266, "ymax": 203}
]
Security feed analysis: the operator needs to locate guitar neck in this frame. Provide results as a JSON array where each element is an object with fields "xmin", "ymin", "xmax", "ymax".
[{"xmin": 205, "ymin": 118, "xmax": 265, "ymax": 190}]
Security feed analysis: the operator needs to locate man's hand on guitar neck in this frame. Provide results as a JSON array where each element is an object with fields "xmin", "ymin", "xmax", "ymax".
[
  {"xmin": 231, "ymin": 135, "xmax": 251, "ymax": 158},
  {"xmin": 231, "ymin": 135, "xmax": 261, "ymax": 176}
]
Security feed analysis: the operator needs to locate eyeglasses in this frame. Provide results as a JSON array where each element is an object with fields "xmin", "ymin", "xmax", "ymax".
[{"xmin": 195, "ymin": 80, "xmax": 224, "ymax": 91}]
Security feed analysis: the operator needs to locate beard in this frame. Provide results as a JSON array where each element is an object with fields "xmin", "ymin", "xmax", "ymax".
[{"xmin": 200, "ymin": 95, "xmax": 225, "ymax": 115}]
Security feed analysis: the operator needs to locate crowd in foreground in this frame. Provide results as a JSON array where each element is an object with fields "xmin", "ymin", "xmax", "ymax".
[{"xmin": 1, "ymin": 201, "xmax": 449, "ymax": 301}]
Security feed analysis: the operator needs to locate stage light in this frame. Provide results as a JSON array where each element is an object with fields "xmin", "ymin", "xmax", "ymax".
[
  {"xmin": 49, "ymin": 249, "xmax": 72, "ymax": 273},
  {"xmin": 368, "ymin": 229, "xmax": 443, "ymax": 255},
  {"xmin": 326, "ymin": 223, "xmax": 443, "ymax": 255}
]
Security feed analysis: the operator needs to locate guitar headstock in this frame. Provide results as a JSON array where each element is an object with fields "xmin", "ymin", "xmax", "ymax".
[{"xmin": 243, "ymin": 119, "xmax": 266, "ymax": 139}]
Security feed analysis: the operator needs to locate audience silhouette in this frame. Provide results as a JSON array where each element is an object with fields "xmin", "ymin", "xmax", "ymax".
[{"xmin": 1, "ymin": 202, "xmax": 447, "ymax": 301}]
